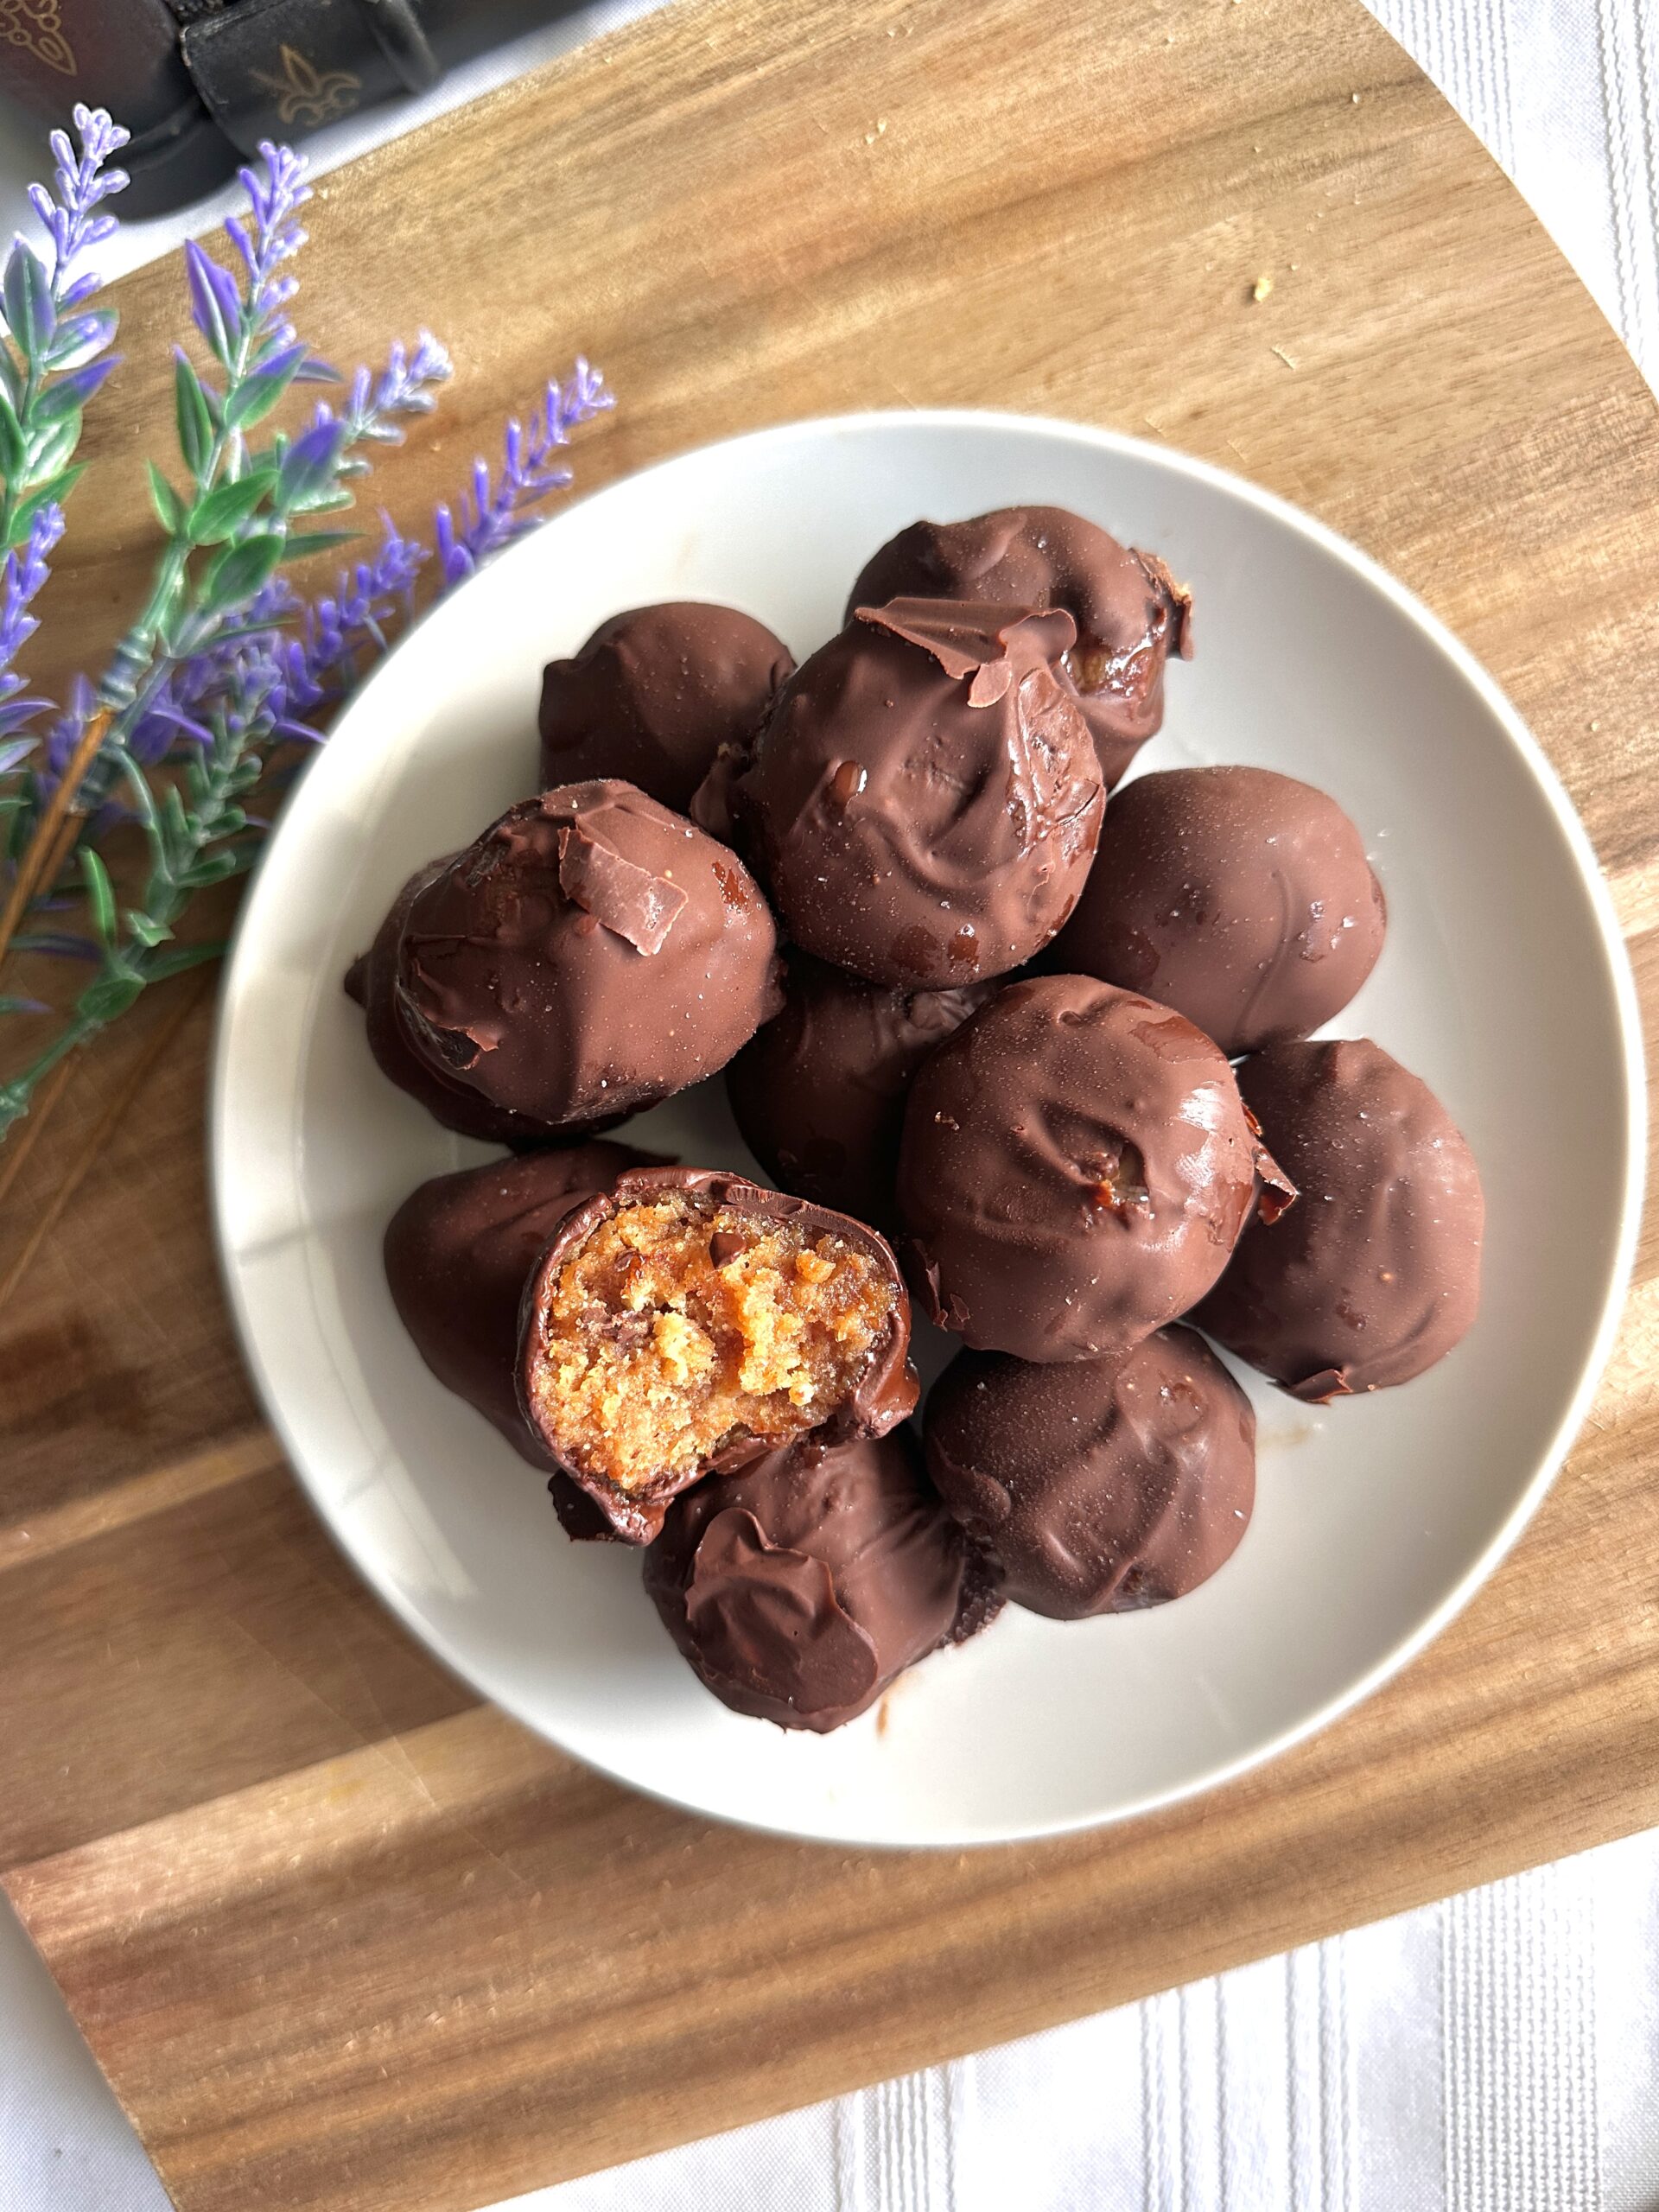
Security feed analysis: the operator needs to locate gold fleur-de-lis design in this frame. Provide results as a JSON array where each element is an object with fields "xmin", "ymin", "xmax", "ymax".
[
  {"xmin": 249, "ymin": 43, "xmax": 361, "ymax": 129},
  {"xmin": 0, "ymin": 0, "xmax": 75, "ymax": 75}
]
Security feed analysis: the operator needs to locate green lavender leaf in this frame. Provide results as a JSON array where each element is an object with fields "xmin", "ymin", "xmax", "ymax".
[
  {"xmin": 146, "ymin": 461, "xmax": 183, "ymax": 534},
  {"xmin": 201, "ymin": 530, "xmax": 283, "ymax": 614},
  {"xmin": 188, "ymin": 468, "xmax": 276, "ymax": 543},
  {"xmin": 80, "ymin": 847, "xmax": 118, "ymax": 945},
  {"xmin": 179, "ymin": 848, "xmax": 243, "ymax": 890},
  {"xmin": 175, "ymin": 355, "xmax": 214, "ymax": 479},
  {"xmin": 124, "ymin": 911, "xmax": 172, "ymax": 949},
  {"xmin": 10, "ymin": 464, "xmax": 83, "ymax": 537},
  {"xmin": 2, "ymin": 239, "xmax": 54, "ymax": 359},
  {"xmin": 0, "ymin": 389, "xmax": 25, "ymax": 480},
  {"xmin": 30, "ymin": 406, "xmax": 81, "ymax": 480},
  {"xmin": 224, "ymin": 356, "xmax": 302, "ymax": 431},
  {"xmin": 74, "ymin": 972, "xmax": 143, "ymax": 1023},
  {"xmin": 279, "ymin": 528, "xmax": 358, "ymax": 563}
]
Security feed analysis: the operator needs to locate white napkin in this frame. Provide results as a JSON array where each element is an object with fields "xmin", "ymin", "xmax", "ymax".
[{"xmin": 2, "ymin": 3, "xmax": 1657, "ymax": 2206}]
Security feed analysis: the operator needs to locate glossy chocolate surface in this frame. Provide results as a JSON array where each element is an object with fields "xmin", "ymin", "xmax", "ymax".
[
  {"xmin": 734, "ymin": 601, "xmax": 1103, "ymax": 988},
  {"xmin": 1193, "ymin": 1039, "xmax": 1484, "ymax": 1399},
  {"xmin": 643, "ymin": 1428, "xmax": 969, "ymax": 1731},
  {"xmin": 393, "ymin": 780, "xmax": 781, "ymax": 1130},
  {"xmin": 897, "ymin": 974, "xmax": 1290, "ymax": 1363},
  {"xmin": 925, "ymin": 1325, "xmax": 1255, "ymax": 1618},
  {"xmin": 384, "ymin": 1142, "xmax": 658, "ymax": 1540},
  {"xmin": 1053, "ymin": 766, "xmax": 1386, "ymax": 1056},
  {"xmin": 847, "ymin": 505, "xmax": 1192, "ymax": 785},
  {"xmin": 538, "ymin": 601, "xmax": 794, "ymax": 812},
  {"xmin": 725, "ymin": 953, "xmax": 995, "ymax": 1233}
]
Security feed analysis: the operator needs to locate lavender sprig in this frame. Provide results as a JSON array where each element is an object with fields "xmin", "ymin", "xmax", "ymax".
[
  {"xmin": 434, "ymin": 359, "xmax": 610, "ymax": 585},
  {"xmin": 0, "ymin": 118, "xmax": 608, "ymax": 1142},
  {"xmin": 0, "ymin": 104, "xmax": 127, "ymax": 556}
]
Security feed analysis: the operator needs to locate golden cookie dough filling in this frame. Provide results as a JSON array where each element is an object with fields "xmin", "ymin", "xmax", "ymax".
[{"xmin": 530, "ymin": 1196, "xmax": 896, "ymax": 1495}]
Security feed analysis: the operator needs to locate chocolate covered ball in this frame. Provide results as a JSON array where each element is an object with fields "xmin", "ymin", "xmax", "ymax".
[
  {"xmin": 847, "ymin": 505, "xmax": 1192, "ymax": 786},
  {"xmin": 643, "ymin": 1430, "xmax": 970, "ymax": 1731},
  {"xmin": 393, "ymin": 780, "xmax": 781, "ymax": 1132},
  {"xmin": 345, "ymin": 861, "xmax": 570, "ymax": 1147},
  {"xmin": 1052, "ymin": 766, "xmax": 1387, "ymax": 1057},
  {"xmin": 538, "ymin": 602, "xmax": 795, "ymax": 813},
  {"xmin": 518, "ymin": 1167, "xmax": 918, "ymax": 1541},
  {"xmin": 734, "ymin": 600, "xmax": 1104, "ymax": 988},
  {"xmin": 725, "ymin": 954, "xmax": 995, "ymax": 1232},
  {"xmin": 383, "ymin": 1142, "xmax": 657, "ymax": 1541},
  {"xmin": 924, "ymin": 1326, "xmax": 1255, "ymax": 1618},
  {"xmin": 1193, "ymin": 1039, "xmax": 1484, "ymax": 1400},
  {"xmin": 897, "ymin": 974, "xmax": 1291, "ymax": 1363}
]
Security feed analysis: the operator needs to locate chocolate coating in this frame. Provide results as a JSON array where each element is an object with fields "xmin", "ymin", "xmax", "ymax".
[
  {"xmin": 734, "ymin": 601, "xmax": 1104, "ymax": 988},
  {"xmin": 538, "ymin": 602, "xmax": 795, "ymax": 813},
  {"xmin": 518, "ymin": 1167, "xmax": 919, "ymax": 1542},
  {"xmin": 345, "ymin": 861, "xmax": 576, "ymax": 1147},
  {"xmin": 725, "ymin": 954, "xmax": 995, "ymax": 1233},
  {"xmin": 897, "ymin": 974, "xmax": 1291, "ymax": 1363},
  {"xmin": 384, "ymin": 1142, "xmax": 658, "ymax": 1540},
  {"xmin": 1052, "ymin": 766, "xmax": 1387, "ymax": 1057},
  {"xmin": 924, "ymin": 1326, "xmax": 1255, "ymax": 1619},
  {"xmin": 393, "ymin": 781, "xmax": 781, "ymax": 1130},
  {"xmin": 847, "ymin": 506, "xmax": 1192, "ymax": 786},
  {"xmin": 1193, "ymin": 1039, "xmax": 1484, "ymax": 1400},
  {"xmin": 643, "ymin": 1429, "xmax": 969, "ymax": 1731}
]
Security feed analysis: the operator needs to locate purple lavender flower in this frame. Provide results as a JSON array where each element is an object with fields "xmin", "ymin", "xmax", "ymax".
[
  {"xmin": 339, "ymin": 333, "xmax": 452, "ymax": 449},
  {"xmin": 223, "ymin": 142, "xmax": 310, "ymax": 337},
  {"xmin": 433, "ymin": 359, "xmax": 611, "ymax": 587},
  {"xmin": 27, "ymin": 105, "xmax": 129, "ymax": 299},
  {"xmin": 0, "ymin": 502, "xmax": 64, "ymax": 750}
]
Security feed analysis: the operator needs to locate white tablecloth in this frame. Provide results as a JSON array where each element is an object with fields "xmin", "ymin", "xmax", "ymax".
[{"xmin": 2, "ymin": 3, "xmax": 1656, "ymax": 2206}]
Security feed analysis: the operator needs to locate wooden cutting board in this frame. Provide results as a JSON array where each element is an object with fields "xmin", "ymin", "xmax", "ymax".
[{"xmin": 4, "ymin": 1, "xmax": 1659, "ymax": 2207}]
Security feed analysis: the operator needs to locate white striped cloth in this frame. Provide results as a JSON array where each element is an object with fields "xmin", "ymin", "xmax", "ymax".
[{"xmin": 2, "ymin": 4, "xmax": 1658, "ymax": 2209}]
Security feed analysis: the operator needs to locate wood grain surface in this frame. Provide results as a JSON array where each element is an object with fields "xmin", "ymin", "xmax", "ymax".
[{"xmin": 3, "ymin": 1, "xmax": 1658, "ymax": 2207}]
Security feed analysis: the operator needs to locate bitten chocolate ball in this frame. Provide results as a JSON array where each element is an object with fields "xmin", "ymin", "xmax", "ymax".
[
  {"xmin": 643, "ymin": 1430, "xmax": 971, "ymax": 1731},
  {"xmin": 725, "ymin": 954, "xmax": 995, "ymax": 1233},
  {"xmin": 390, "ymin": 780, "xmax": 780, "ymax": 1133},
  {"xmin": 924, "ymin": 1326, "xmax": 1255, "ymax": 1618},
  {"xmin": 897, "ymin": 974, "xmax": 1291, "ymax": 1363},
  {"xmin": 1052, "ymin": 766, "xmax": 1387, "ymax": 1057},
  {"xmin": 1193, "ymin": 1039, "xmax": 1484, "ymax": 1400},
  {"xmin": 733, "ymin": 600, "xmax": 1104, "ymax": 988},
  {"xmin": 345, "ymin": 861, "xmax": 569, "ymax": 1147},
  {"xmin": 847, "ymin": 505, "xmax": 1192, "ymax": 786},
  {"xmin": 384, "ymin": 1143, "xmax": 658, "ymax": 1541},
  {"xmin": 518, "ymin": 1167, "xmax": 918, "ymax": 1541},
  {"xmin": 538, "ymin": 602, "xmax": 795, "ymax": 813}
]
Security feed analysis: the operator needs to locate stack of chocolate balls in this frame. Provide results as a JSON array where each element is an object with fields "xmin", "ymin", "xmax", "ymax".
[{"xmin": 354, "ymin": 509, "xmax": 1484, "ymax": 1733}]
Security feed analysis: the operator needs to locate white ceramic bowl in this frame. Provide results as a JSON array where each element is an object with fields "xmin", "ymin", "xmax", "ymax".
[{"xmin": 211, "ymin": 411, "xmax": 1643, "ymax": 1847}]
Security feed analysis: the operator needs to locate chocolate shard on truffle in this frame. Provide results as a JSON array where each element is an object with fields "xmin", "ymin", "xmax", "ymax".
[
  {"xmin": 924, "ymin": 1326, "xmax": 1255, "ymax": 1619},
  {"xmin": 896, "ymin": 974, "xmax": 1293, "ymax": 1363},
  {"xmin": 1052, "ymin": 766, "xmax": 1387, "ymax": 1057},
  {"xmin": 538, "ymin": 602, "xmax": 795, "ymax": 814},
  {"xmin": 733, "ymin": 600, "xmax": 1103, "ymax": 988},
  {"xmin": 386, "ymin": 780, "xmax": 781, "ymax": 1133},
  {"xmin": 1192, "ymin": 1039, "xmax": 1484, "ymax": 1400},
  {"xmin": 643, "ymin": 1428, "xmax": 979, "ymax": 1731},
  {"xmin": 725, "ymin": 953, "xmax": 995, "ymax": 1234},
  {"xmin": 384, "ymin": 1142, "xmax": 661, "ymax": 1541},
  {"xmin": 518, "ymin": 1166, "xmax": 918, "ymax": 1542},
  {"xmin": 345, "ymin": 861, "xmax": 581, "ymax": 1147},
  {"xmin": 847, "ymin": 506, "xmax": 1192, "ymax": 787}
]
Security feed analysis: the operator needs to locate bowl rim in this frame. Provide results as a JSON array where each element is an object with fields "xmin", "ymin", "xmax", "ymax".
[{"xmin": 208, "ymin": 406, "xmax": 1649, "ymax": 1848}]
